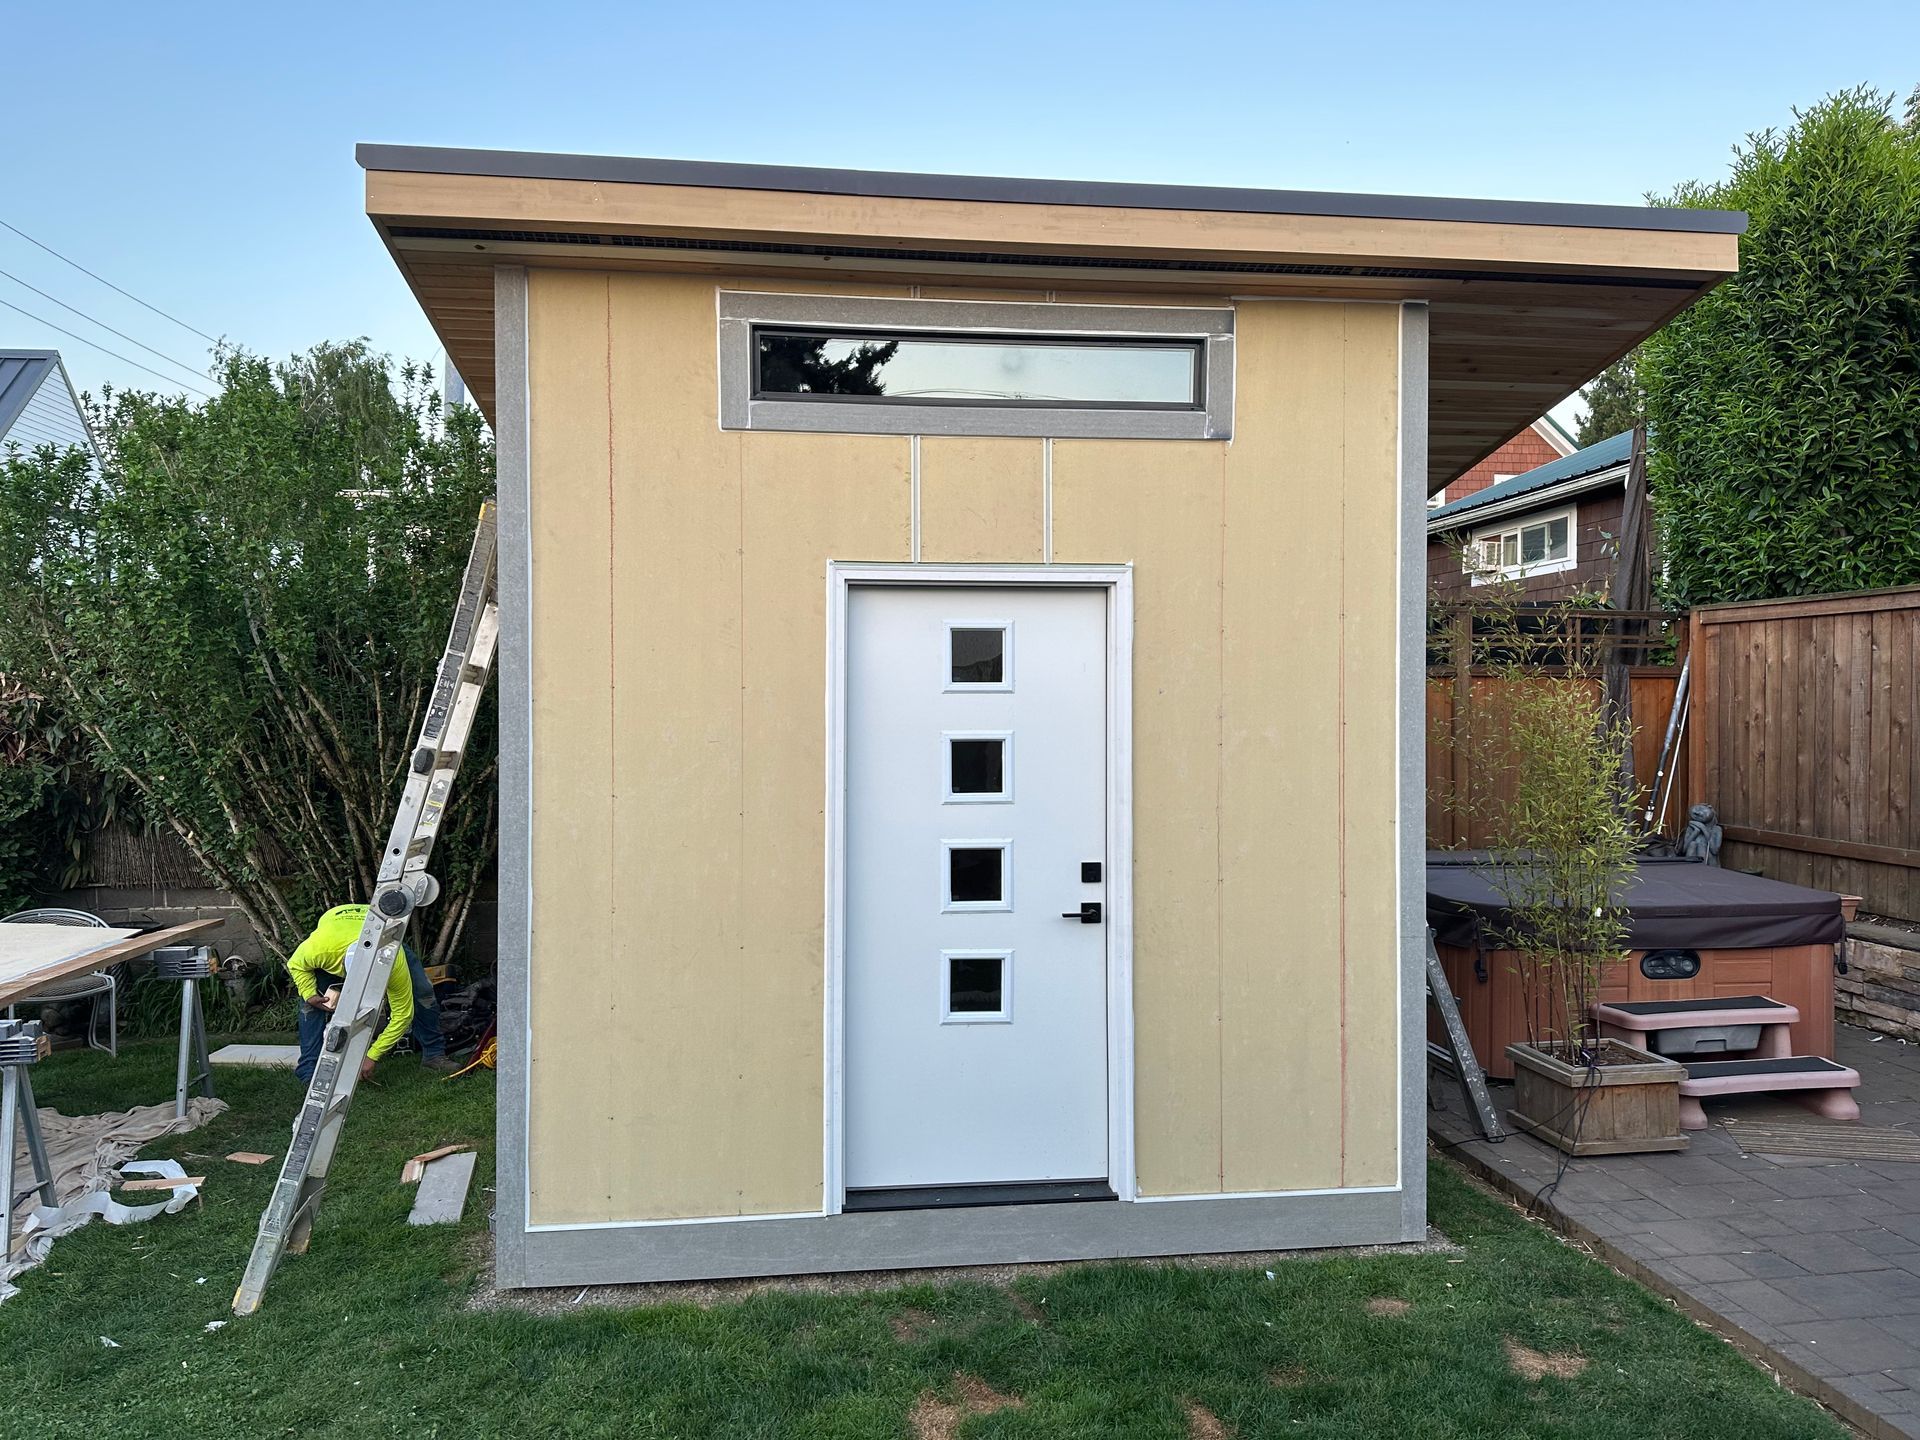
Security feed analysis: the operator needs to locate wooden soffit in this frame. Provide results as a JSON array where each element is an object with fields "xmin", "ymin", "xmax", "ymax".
[{"xmin": 361, "ymin": 146, "xmax": 1742, "ymax": 490}]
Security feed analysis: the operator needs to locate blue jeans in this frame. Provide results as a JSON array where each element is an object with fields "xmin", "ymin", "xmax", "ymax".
[{"xmin": 295, "ymin": 948, "xmax": 445, "ymax": 1082}]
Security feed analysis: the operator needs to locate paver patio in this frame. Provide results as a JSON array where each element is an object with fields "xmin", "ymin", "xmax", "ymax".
[{"xmin": 1432, "ymin": 1023, "xmax": 1920, "ymax": 1439}]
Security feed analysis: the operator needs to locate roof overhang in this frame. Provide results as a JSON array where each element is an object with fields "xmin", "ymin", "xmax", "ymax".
[{"xmin": 360, "ymin": 144, "xmax": 1742, "ymax": 491}]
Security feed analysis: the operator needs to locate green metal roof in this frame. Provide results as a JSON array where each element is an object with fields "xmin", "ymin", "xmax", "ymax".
[{"xmin": 1428, "ymin": 429, "xmax": 1632, "ymax": 527}]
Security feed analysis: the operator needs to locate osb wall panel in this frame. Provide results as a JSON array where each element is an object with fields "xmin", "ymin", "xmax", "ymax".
[{"xmin": 527, "ymin": 274, "xmax": 1405, "ymax": 1221}]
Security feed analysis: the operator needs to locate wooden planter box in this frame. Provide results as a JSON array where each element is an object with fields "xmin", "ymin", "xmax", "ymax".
[{"xmin": 1506, "ymin": 1040, "xmax": 1688, "ymax": 1155}]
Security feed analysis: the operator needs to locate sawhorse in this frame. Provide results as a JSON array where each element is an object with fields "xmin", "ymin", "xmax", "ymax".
[
  {"xmin": 1, "ymin": 1019, "xmax": 56, "ymax": 1262},
  {"xmin": 153, "ymin": 945, "xmax": 213, "ymax": 1120}
]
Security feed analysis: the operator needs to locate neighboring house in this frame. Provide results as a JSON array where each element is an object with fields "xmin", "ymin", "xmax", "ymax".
[
  {"xmin": 1428, "ymin": 414, "xmax": 1576, "ymax": 509},
  {"xmin": 1427, "ymin": 429, "xmax": 1633, "ymax": 603},
  {"xmin": 360, "ymin": 143, "xmax": 1739, "ymax": 1289},
  {"xmin": 0, "ymin": 350, "xmax": 97, "ymax": 464}
]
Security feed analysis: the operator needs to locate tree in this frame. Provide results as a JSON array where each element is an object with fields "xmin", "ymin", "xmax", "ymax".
[
  {"xmin": 1642, "ymin": 87, "xmax": 1920, "ymax": 604},
  {"xmin": 1575, "ymin": 351, "xmax": 1642, "ymax": 447},
  {"xmin": 0, "ymin": 343, "xmax": 496, "ymax": 964},
  {"xmin": 757, "ymin": 335, "xmax": 899, "ymax": 395}
]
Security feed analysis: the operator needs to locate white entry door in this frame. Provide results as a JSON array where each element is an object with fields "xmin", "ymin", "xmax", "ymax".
[{"xmin": 845, "ymin": 585, "xmax": 1108, "ymax": 1192}]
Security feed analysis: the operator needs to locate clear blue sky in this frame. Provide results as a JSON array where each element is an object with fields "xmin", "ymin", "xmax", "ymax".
[{"xmin": 5, "ymin": 1, "xmax": 1915, "ymax": 431}]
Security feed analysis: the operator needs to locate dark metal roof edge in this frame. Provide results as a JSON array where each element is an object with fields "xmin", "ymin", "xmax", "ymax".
[
  {"xmin": 1426, "ymin": 463, "xmax": 1626, "ymax": 532},
  {"xmin": 357, "ymin": 144, "xmax": 1748, "ymax": 237}
]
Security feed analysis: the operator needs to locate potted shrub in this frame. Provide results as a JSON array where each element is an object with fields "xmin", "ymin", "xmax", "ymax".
[{"xmin": 1441, "ymin": 585, "xmax": 1688, "ymax": 1155}]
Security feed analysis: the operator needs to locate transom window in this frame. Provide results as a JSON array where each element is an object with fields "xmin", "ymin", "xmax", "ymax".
[
  {"xmin": 719, "ymin": 292, "xmax": 1234, "ymax": 441},
  {"xmin": 1468, "ymin": 507, "xmax": 1575, "ymax": 584},
  {"xmin": 754, "ymin": 329, "xmax": 1202, "ymax": 410}
]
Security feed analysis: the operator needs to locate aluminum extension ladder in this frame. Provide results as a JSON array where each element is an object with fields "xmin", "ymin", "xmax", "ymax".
[
  {"xmin": 1425, "ymin": 928, "xmax": 1505, "ymax": 1140},
  {"xmin": 233, "ymin": 502, "xmax": 498, "ymax": 1316}
]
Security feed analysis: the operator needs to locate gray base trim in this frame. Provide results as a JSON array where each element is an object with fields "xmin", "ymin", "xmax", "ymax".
[{"xmin": 515, "ymin": 1188, "xmax": 1415, "ymax": 1287}]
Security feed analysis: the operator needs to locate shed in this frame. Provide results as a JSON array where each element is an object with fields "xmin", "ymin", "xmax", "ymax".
[{"xmin": 359, "ymin": 144, "xmax": 1742, "ymax": 1286}]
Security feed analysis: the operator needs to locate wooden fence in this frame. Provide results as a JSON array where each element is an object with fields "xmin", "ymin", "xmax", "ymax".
[
  {"xmin": 1690, "ymin": 586, "xmax": 1920, "ymax": 919},
  {"xmin": 1426, "ymin": 608, "xmax": 1688, "ymax": 849}
]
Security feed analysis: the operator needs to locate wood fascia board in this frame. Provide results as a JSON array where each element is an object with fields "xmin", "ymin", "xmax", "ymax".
[{"xmin": 366, "ymin": 170, "xmax": 1739, "ymax": 282}]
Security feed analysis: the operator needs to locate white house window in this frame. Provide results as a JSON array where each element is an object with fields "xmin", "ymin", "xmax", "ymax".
[{"xmin": 1467, "ymin": 506, "xmax": 1575, "ymax": 584}]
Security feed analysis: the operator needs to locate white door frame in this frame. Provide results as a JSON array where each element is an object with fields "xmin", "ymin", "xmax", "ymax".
[{"xmin": 825, "ymin": 562, "xmax": 1135, "ymax": 1214}]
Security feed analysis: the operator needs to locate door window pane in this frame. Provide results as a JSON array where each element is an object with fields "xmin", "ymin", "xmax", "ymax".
[
  {"xmin": 756, "ymin": 330, "xmax": 1201, "ymax": 409},
  {"xmin": 951, "ymin": 628, "xmax": 1005, "ymax": 685},
  {"xmin": 947, "ymin": 954, "xmax": 1005, "ymax": 1015},
  {"xmin": 950, "ymin": 738, "xmax": 1005, "ymax": 796},
  {"xmin": 948, "ymin": 847, "xmax": 1003, "ymax": 904}
]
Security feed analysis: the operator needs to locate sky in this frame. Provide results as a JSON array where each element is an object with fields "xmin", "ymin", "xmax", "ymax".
[{"xmin": 4, "ymin": 1, "xmax": 1915, "ymax": 435}]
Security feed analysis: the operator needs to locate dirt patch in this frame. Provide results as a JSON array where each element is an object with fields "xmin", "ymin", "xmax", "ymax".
[
  {"xmin": 1365, "ymin": 1297, "xmax": 1412, "ymax": 1317},
  {"xmin": 890, "ymin": 1308, "xmax": 938, "ymax": 1342},
  {"xmin": 1504, "ymin": 1337, "xmax": 1588, "ymax": 1381},
  {"xmin": 1184, "ymin": 1399, "xmax": 1233, "ymax": 1439},
  {"xmin": 909, "ymin": 1374, "xmax": 1024, "ymax": 1440},
  {"xmin": 1267, "ymin": 1366, "xmax": 1310, "ymax": 1388}
]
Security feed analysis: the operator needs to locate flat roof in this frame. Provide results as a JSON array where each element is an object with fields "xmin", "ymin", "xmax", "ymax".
[{"xmin": 356, "ymin": 144, "xmax": 1747, "ymax": 237}]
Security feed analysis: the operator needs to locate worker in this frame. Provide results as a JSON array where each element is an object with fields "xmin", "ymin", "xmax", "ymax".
[{"xmin": 287, "ymin": 904, "xmax": 458, "ymax": 1083}]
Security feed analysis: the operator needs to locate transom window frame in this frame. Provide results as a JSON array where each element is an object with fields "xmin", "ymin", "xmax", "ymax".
[
  {"xmin": 719, "ymin": 291, "xmax": 1234, "ymax": 441},
  {"xmin": 1467, "ymin": 504, "xmax": 1577, "ymax": 585}
]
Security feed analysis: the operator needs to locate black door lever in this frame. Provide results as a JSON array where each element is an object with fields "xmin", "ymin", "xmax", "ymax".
[{"xmin": 1061, "ymin": 903, "xmax": 1102, "ymax": 925}]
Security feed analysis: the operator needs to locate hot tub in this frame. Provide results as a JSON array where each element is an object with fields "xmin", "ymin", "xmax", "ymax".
[{"xmin": 1426, "ymin": 854, "xmax": 1845, "ymax": 1081}]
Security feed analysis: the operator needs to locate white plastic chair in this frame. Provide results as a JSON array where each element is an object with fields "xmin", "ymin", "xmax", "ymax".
[{"xmin": 3, "ymin": 906, "xmax": 117, "ymax": 1056}]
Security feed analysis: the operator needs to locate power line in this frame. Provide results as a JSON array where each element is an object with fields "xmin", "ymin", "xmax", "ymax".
[
  {"xmin": 0, "ymin": 265, "xmax": 210, "ymax": 385},
  {"xmin": 0, "ymin": 296, "xmax": 214, "ymax": 399},
  {"xmin": 0, "ymin": 217, "xmax": 219, "ymax": 345}
]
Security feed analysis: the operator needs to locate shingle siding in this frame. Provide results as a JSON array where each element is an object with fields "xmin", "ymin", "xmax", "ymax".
[{"xmin": 1428, "ymin": 488, "xmax": 1624, "ymax": 604}]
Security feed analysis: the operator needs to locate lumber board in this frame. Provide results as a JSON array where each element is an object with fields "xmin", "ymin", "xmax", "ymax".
[
  {"xmin": 407, "ymin": 1151, "xmax": 477, "ymax": 1226},
  {"xmin": 0, "ymin": 919, "xmax": 220, "ymax": 1009}
]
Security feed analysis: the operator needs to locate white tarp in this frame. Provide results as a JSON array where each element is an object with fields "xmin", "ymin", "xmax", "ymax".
[{"xmin": 3, "ymin": 1095, "xmax": 226, "ymax": 1302}]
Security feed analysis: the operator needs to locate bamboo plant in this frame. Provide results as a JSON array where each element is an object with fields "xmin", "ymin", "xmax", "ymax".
[{"xmin": 1433, "ymin": 578, "xmax": 1643, "ymax": 1057}]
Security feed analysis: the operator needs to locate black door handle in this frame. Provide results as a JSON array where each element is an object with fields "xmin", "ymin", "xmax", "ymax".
[{"xmin": 1061, "ymin": 903, "xmax": 1102, "ymax": 924}]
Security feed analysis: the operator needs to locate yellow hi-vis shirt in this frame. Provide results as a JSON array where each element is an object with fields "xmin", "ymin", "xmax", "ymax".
[{"xmin": 285, "ymin": 904, "xmax": 413, "ymax": 1063}]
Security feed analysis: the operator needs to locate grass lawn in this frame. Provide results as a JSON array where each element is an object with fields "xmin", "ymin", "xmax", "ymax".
[{"xmin": 3, "ymin": 1038, "xmax": 1844, "ymax": 1439}]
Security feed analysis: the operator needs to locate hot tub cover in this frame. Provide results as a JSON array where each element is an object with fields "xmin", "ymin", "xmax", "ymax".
[{"xmin": 1426, "ymin": 854, "xmax": 1844, "ymax": 951}]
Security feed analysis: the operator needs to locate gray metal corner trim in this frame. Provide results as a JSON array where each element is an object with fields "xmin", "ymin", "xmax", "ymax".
[
  {"xmin": 715, "ymin": 291, "xmax": 1233, "ymax": 442},
  {"xmin": 515, "ymin": 1187, "xmax": 1410, "ymax": 1287},
  {"xmin": 492, "ymin": 264, "xmax": 532, "ymax": 1289},
  {"xmin": 1398, "ymin": 302, "xmax": 1431, "ymax": 1240},
  {"xmin": 356, "ymin": 143, "xmax": 1748, "ymax": 237}
]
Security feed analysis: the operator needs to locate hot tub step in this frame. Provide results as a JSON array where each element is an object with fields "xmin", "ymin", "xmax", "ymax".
[
  {"xmin": 1675, "ymin": 1055, "xmax": 1861, "ymax": 1130},
  {"xmin": 1594, "ymin": 995, "xmax": 1801, "ymax": 1061},
  {"xmin": 1596, "ymin": 995, "xmax": 1799, "ymax": 1025}
]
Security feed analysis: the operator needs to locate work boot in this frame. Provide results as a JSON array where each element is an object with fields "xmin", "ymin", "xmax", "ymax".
[{"xmin": 422, "ymin": 1055, "xmax": 461, "ymax": 1074}]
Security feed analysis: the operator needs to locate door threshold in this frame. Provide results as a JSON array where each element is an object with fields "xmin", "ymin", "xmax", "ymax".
[{"xmin": 843, "ymin": 1179, "xmax": 1116, "ymax": 1213}]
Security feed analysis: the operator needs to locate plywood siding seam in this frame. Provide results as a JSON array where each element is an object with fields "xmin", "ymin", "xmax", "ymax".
[
  {"xmin": 1042, "ymin": 438, "xmax": 1054, "ymax": 564},
  {"xmin": 1336, "ymin": 306, "xmax": 1351, "ymax": 1191},
  {"xmin": 910, "ymin": 435, "xmax": 922, "ymax": 561},
  {"xmin": 1214, "ymin": 439, "xmax": 1229, "ymax": 1193},
  {"xmin": 603, "ymin": 273, "xmax": 619, "ymax": 1210}
]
